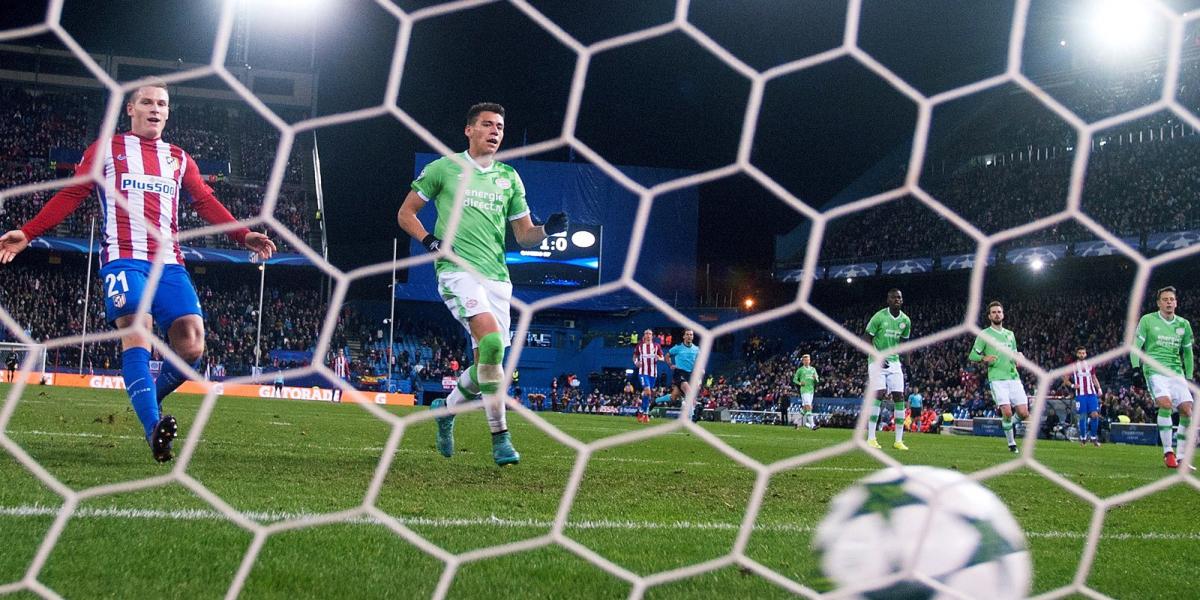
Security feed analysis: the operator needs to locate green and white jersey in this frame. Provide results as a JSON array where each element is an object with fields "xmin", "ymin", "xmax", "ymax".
[
  {"xmin": 865, "ymin": 308, "xmax": 911, "ymax": 364},
  {"xmin": 1131, "ymin": 312, "xmax": 1194, "ymax": 379},
  {"xmin": 411, "ymin": 152, "xmax": 530, "ymax": 282},
  {"xmin": 970, "ymin": 326, "xmax": 1019, "ymax": 382},
  {"xmin": 793, "ymin": 365, "xmax": 818, "ymax": 394}
]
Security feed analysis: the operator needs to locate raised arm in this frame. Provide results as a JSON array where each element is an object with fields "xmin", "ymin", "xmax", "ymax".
[
  {"xmin": 1, "ymin": 143, "xmax": 99, "ymax": 263},
  {"xmin": 397, "ymin": 190, "xmax": 434, "ymax": 249},
  {"xmin": 181, "ymin": 155, "xmax": 273, "ymax": 259},
  {"xmin": 510, "ymin": 214, "xmax": 547, "ymax": 249},
  {"xmin": 511, "ymin": 212, "xmax": 569, "ymax": 249}
]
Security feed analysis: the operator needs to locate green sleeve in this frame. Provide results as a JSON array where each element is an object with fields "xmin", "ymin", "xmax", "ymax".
[
  {"xmin": 1130, "ymin": 317, "xmax": 1146, "ymax": 369},
  {"xmin": 411, "ymin": 160, "xmax": 442, "ymax": 200},
  {"xmin": 506, "ymin": 170, "xmax": 530, "ymax": 220},
  {"xmin": 968, "ymin": 334, "xmax": 986, "ymax": 362},
  {"xmin": 865, "ymin": 312, "xmax": 880, "ymax": 338},
  {"xmin": 1183, "ymin": 321, "xmax": 1195, "ymax": 380},
  {"xmin": 902, "ymin": 316, "xmax": 912, "ymax": 339},
  {"xmin": 792, "ymin": 367, "xmax": 802, "ymax": 386}
]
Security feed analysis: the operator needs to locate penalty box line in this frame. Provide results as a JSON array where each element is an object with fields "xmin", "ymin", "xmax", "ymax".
[{"xmin": 0, "ymin": 504, "xmax": 1195, "ymax": 542}]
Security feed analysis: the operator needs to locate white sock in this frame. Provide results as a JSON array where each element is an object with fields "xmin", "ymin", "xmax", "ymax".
[
  {"xmin": 446, "ymin": 367, "xmax": 481, "ymax": 408},
  {"xmin": 1157, "ymin": 409, "xmax": 1174, "ymax": 453},
  {"xmin": 477, "ymin": 363, "xmax": 506, "ymax": 434},
  {"xmin": 484, "ymin": 396, "xmax": 507, "ymax": 434},
  {"xmin": 894, "ymin": 402, "xmax": 905, "ymax": 443},
  {"xmin": 867, "ymin": 399, "xmax": 881, "ymax": 440}
]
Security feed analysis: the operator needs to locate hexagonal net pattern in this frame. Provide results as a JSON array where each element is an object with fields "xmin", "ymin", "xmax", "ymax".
[{"xmin": 1, "ymin": 0, "xmax": 1199, "ymax": 599}]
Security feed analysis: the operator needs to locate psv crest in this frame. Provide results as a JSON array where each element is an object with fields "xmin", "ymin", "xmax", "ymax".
[
  {"xmin": 494, "ymin": 177, "xmax": 511, "ymax": 190},
  {"xmin": 466, "ymin": 299, "xmax": 479, "ymax": 309},
  {"xmin": 1177, "ymin": 328, "xmax": 1185, "ymax": 336}
]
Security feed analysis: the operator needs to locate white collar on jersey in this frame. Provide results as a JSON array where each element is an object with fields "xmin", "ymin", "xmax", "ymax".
[
  {"xmin": 1157, "ymin": 311, "xmax": 1178, "ymax": 324},
  {"xmin": 461, "ymin": 151, "xmax": 498, "ymax": 173}
]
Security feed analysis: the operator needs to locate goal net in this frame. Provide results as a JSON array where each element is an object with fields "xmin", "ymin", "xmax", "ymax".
[
  {"xmin": 0, "ymin": 342, "xmax": 47, "ymax": 385},
  {"xmin": 1, "ymin": 1, "xmax": 1198, "ymax": 599}
]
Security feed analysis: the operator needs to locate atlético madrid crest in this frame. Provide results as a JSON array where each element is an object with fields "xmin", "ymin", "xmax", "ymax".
[{"xmin": 112, "ymin": 293, "xmax": 126, "ymax": 309}]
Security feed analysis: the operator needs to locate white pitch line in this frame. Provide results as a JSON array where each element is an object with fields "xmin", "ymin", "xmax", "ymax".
[
  {"xmin": 0, "ymin": 504, "xmax": 1195, "ymax": 542},
  {"xmin": 0, "ymin": 430, "xmax": 1172, "ymax": 480}
]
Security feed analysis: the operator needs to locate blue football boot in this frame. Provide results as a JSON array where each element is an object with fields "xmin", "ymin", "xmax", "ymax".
[
  {"xmin": 492, "ymin": 431, "xmax": 520, "ymax": 466},
  {"xmin": 431, "ymin": 399, "xmax": 455, "ymax": 458}
]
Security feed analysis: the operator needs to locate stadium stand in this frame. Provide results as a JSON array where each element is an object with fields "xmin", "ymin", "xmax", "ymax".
[{"xmin": 813, "ymin": 107, "xmax": 1199, "ymax": 264}]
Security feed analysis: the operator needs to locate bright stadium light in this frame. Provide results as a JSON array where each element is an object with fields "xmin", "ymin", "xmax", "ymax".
[
  {"xmin": 1030, "ymin": 257, "xmax": 1045, "ymax": 271},
  {"xmin": 743, "ymin": 298, "xmax": 755, "ymax": 309},
  {"xmin": 1083, "ymin": 0, "xmax": 1156, "ymax": 56},
  {"xmin": 251, "ymin": 0, "xmax": 328, "ymax": 16}
]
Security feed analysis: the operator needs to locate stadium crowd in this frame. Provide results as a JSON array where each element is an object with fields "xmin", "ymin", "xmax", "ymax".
[{"xmin": 817, "ymin": 113, "xmax": 1200, "ymax": 263}]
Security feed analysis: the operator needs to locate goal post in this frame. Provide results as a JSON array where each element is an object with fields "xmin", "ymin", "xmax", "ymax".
[{"xmin": 0, "ymin": 341, "xmax": 49, "ymax": 384}]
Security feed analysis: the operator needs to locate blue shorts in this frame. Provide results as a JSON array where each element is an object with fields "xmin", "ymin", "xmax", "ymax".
[
  {"xmin": 1075, "ymin": 394, "xmax": 1099, "ymax": 415},
  {"xmin": 639, "ymin": 374, "xmax": 656, "ymax": 390},
  {"xmin": 99, "ymin": 259, "xmax": 202, "ymax": 330}
]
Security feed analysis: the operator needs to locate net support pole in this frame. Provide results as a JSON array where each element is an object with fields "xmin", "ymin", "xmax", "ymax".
[
  {"xmin": 255, "ymin": 263, "xmax": 266, "ymax": 368},
  {"xmin": 388, "ymin": 237, "xmax": 397, "ymax": 382},
  {"xmin": 78, "ymin": 216, "xmax": 96, "ymax": 374}
]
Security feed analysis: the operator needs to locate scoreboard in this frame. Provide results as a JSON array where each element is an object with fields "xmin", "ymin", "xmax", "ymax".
[{"xmin": 505, "ymin": 224, "xmax": 602, "ymax": 288}]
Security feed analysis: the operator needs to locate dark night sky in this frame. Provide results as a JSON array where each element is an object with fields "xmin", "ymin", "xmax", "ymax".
[{"xmin": 5, "ymin": 0, "xmax": 1194, "ymax": 295}]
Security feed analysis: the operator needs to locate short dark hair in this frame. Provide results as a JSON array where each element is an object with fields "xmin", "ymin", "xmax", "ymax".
[
  {"xmin": 986, "ymin": 300, "xmax": 1003, "ymax": 311},
  {"xmin": 1075, "ymin": 346, "xmax": 1086, "ymax": 352},
  {"xmin": 467, "ymin": 102, "xmax": 505, "ymax": 125},
  {"xmin": 1156, "ymin": 286, "xmax": 1177, "ymax": 300},
  {"xmin": 887, "ymin": 288, "xmax": 901, "ymax": 296},
  {"xmin": 128, "ymin": 78, "xmax": 169, "ymax": 104}
]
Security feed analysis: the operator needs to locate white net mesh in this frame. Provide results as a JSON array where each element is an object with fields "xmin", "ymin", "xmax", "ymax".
[{"xmin": 1, "ymin": 0, "xmax": 1199, "ymax": 598}]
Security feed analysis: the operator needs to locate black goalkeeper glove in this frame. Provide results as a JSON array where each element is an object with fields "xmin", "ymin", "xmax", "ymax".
[
  {"xmin": 543, "ymin": 212, "xmax": 569, "ymax": 236},
  {"xmin": 421, "ymin": 234, "xmax": 442, "ymax": 253},
  {"xmin": 1130, "ymin": 366, "xmax": 1144, "ymax": 385}
]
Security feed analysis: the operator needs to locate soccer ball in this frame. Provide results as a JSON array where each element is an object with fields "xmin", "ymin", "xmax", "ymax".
[{"xmin": 814, "ymin": 466, "xmax": 1031, "ymax": 599}]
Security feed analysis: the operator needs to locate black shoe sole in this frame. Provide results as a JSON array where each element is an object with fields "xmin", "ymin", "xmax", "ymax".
[{"xmin": 150, "ymin": 415, "xmax": 178, "ymax": 463}]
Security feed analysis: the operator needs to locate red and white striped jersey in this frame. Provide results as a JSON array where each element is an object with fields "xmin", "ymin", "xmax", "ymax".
[
  {"xmin": 1070, "ymin": 359, "xmax": 1099, "ymax": 396},
  {"xmin": 333, "ymin": 353, "xmax": 349, "ymax": 379},
  {"xmin": 19, "ymin": 133, "xmax": 249, "ymax": 265},
  {"xmin": 634, "ymin": 341, "xmax": 663, "ymax": 378}
]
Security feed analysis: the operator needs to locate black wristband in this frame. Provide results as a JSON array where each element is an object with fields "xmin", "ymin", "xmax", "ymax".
[{"xmin": 421, "ymin": 234, "xmax": 441, "ymax": 252}]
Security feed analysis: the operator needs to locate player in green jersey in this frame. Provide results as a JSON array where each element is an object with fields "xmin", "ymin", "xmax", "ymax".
[
  {"xmin": 1130, "ymin": 286, "xmax": 1196, "ymax": 469},
  {"xmin": 969, "ymin": 300, "xmax": 1029, "ymax": 454},
  {"xmin": 864, "ymin": 289, "xmax": 912, "ymax": 450},
  {"xmin": 398, "ymin": 103, "xmax": 569, "ymax": 466},
  {"xmin": 792, "ymin": 353, "xmax": 820, "ymax": 430}
]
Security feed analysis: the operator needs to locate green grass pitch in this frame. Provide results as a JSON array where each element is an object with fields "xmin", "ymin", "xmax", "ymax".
[{"xmin": 0, "ymin": 385, "xmax": 1196, "ymax": 598}]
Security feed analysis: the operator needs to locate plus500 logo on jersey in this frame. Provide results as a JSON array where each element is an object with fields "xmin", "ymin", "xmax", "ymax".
[{"xmin": 119, "ymin": 173, "xmax": 178, "ymax": 196}]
